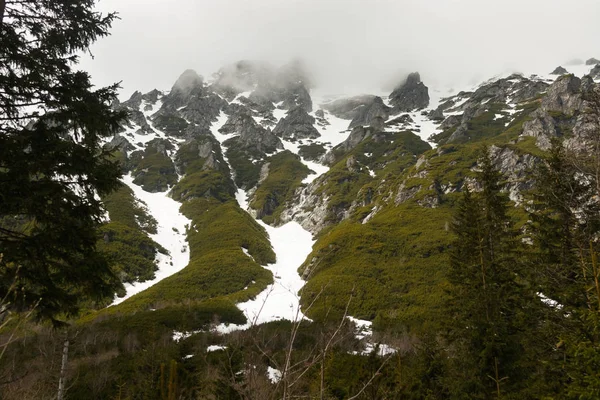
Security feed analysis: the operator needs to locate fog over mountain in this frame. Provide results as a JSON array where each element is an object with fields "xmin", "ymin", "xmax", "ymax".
[{"xmin": 81, "ymin": 0, "xmax": 600, "ymax": 97}]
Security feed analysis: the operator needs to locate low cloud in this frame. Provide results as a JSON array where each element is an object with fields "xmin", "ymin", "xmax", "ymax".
[{"xmin": 81, "ymin": 0, "xmax": 600, "ymax": 98}]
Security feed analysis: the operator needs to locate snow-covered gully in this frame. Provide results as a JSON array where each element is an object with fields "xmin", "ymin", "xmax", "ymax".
[
  {"xmin": 111, "ymin": 174, "xmax": 191, "ymax": 305},
  {"xmin": 210, "ymin": 111, "xmax": 317, "ymax": 332},
  {"xmin": 218, "ymin": 189, "xmax": 315, "ymax": 331}
]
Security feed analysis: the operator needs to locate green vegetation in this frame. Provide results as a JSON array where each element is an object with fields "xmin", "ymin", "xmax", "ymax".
[
  {"xmin": 298, "ymin": 143, "xmax": 327, "ymax": 160},
  {"xmin": 131, "ymin": 139, "xmax": 178, "ymax": 192},
  {"xmin": 444, "ymin": 150, "xmax": 535, "ymax": 397},
  {"xmin": 103, "ymin": 185, "xmax": 158, "ymax": 234},
  {"xmin": 99, "ymin": 185, "xmax": 165, "ymax": 286},
  {"xmin": 300, "ymin": 202, "xmax": 453, "ymax": 333},
  {"xmin": 316, "ymin": 131, "xmax": 430, "ymax": 223},
  {"xmin": 250, "ymin": 150, "xmax": 310, "ymax": 224},
  {"xmin": 299, "ymin": 102, "xmax": 543, "ymax": 334},
  {"xmin": 174, "ymin": 137, "xmax": 228, "ymax": 176},
  {"xmin": 98, "ymin": 222, "xmax": 163, "ymax": 285},
  {"xmin": 432, "ymin": 100, "xmax": 540, "ymax": 146},
  {"xmin": 224, "ymin": 138, "xmax": 264, "ymax": 189},
  {"xmin": 171, "ymin": 169, "xmax": 235, "ymax": 202},
  {"xmin": 108, "ymin": 195, "xmax": 275, "ymax": 315}
]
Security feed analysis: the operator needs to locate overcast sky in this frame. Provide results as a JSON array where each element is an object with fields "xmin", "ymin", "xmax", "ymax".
[{"xmin": 80, "ymin": 0, "xmax": 600, "ymax": 99}]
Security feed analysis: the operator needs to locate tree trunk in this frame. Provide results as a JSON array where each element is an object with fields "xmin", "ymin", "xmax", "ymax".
[
  {"xmin": 0, "ymin": 0, "xmax": 5, "ymax": 27},
  {"xmin": 57, "ymin": 335, "xmax": 70, "ymax": 400}
]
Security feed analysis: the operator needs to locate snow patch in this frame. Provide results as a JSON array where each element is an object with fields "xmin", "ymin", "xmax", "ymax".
[
  {"xmin": 267, "ymin": 366, "xmax": 282, "ymax": 383},
  {"xmin": 207, "ymin": 345, "xmax": 227, "ymax": 352},
  {"xmin": 347, "ymin": 316, "xmax": 397, "ymax": 356},
  {"xmin": 173, "ymin": 330, "xmax": 199, "ymax": 342}
]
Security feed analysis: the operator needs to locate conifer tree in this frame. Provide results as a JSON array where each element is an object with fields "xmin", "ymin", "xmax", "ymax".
[
  {"xmin": 446, "ymin": 148, "xmax": 533, "ymax": 398},
  {"xmin": 527, "ymin": 120, "xmax": 600, "ymax": 398},
  {"xmin": 0, "ymin": 1, "xmax": 126, "ymax": 323}
]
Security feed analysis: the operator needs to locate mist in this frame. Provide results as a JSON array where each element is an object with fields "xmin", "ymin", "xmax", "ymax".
[{"xmin": 80, "ymin": 0, "xmax": 600, "ymax": 99}]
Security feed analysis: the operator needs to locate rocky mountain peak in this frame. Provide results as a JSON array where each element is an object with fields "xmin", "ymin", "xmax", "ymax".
[
  {"xmin": 122, "ymin": 90, "xmax": 144, "ymax": 109},
  {"xmin": 171, "ymin": 69, "xmax": 204, "ymax": 96},
  {"xmin": 389, "ymin": 72, "xmax": 430, "ymax": 113},
  {"xmin": 585, "ymin": 57, "xmax": 600, "ymax": 65},
  {"xmin": 550, "ymin": 66, "xmax": 568, "ymax": 75}
]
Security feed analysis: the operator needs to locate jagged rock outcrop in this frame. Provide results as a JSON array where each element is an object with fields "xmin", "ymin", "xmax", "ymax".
[
  {"xmin": 142, "ymin": 89, "xmax": 161, "ymax": 106},
  {"xmin": 489, "ymin": 146, "xmax": 537, "ymax": 202},
  {"xmin": 540, "ymin": 74, "xmax": 584, "ymax": 114},
  {"xmin": 521, "ymin": 75, "xmax": 597, "ymax": 150},
  {"xmin": 386, "ymin": 114, "xmax": 414, "ymax": 129},
  {"xmin": 220, "ymin": 111, "xmax": 283, "ymax": 153},
  {"xmin": 272, "ymin": 106, "xmax": 320, "ymax": 140},
  {"xmin": 389, "ymin": 72, "xmax": 429, "ymax": 113},
  {"xmin": 153, "ymin": 70, "xmax": 227, "ymax": 130},
  {"xmin": 395, "ymin": 183, "xmax": 421, "ymax": 205},
  {"xmin": 348, "ymin": 97, "xmax": 391, "ymax": 129},
  {"xmin": 511, "ymin": 80, "xmax": 549, "ymax": 103},
  {"xmin": 106, "ymin": 134, "xmax": 135, "ymax": 153},
  {"xmin": 428, "ymin": 107, "xmax": 444, "ymax": 121},
  {"xmin": 178, "ymin": 92, "xmax": 226, "ymax": 129},
  {"xmin": 439, "ymin": 114, "xmax": 461, "ymax": 131},
  {"xmin": 586, "ymin": 58, "xmax": 600, "ymax": 65},
  {"xmin": 174, "ymin": 136, "xmax": 226, "ymax": 174},
  {"xmin": 278, "ymin": 179, "xmax": 331, "ymax": 234},
  {"xmin": 220, "ymin": 110, "xmax": 256, "ymax": 134},
  {"xmin": 210, "ymin": 59, "xmax": 313, "ymax": 114},
  {"xmin": 122, "ymin": 91, "xmax": 144, "ymax": 110},
  {"xmin": 550, "ymin": 66, "xmax": 568, "ymax": 75},
  {"xmin": 520, "ymin": 111, "xmax": 558, "ymax": 150},
  {"xmin": 127, "ymin": 110, "xmax": 154, "ymax": 133},
  {"xmin": 321, "ymin": 125, "xmax": 375, "ymax": 165},
  {"xmin": 169, "ymin": 70, "xmax": 204, "ymax": 103},
  {"xmin": 590, "ymin": 64, "xmax": 600, "ymax": 80},
  {"xmin": 280, "ymin": 83, "xmax": 312, "ymax": 112},
  {"xmin": 246, "ymin": 88, "xmax": 276, "ymax": 114}
]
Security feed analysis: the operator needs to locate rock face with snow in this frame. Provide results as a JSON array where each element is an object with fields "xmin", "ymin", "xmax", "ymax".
[
  {"xmin": 348, "ymin": 96, "xmax": 391, "ymax": 129},
  {"xmin": 322, "ymin": 125, "xmax": 375, "ymax": 165},
  {"xmin": 434, "ymin": 74, "xmax": 549, "ymax": 144},
  {"xmin": 100, "ymin": 59, "xmax": 600, "ymax": 349},
  {"xmin": 389, "ymin": 72, "xmax": 430, "ymax": 113},
  {"xmin": 221, "ymin": 111, "xmax": 283, "ymax": 153},
  {"xmin": 272, "ymin": 106, "xmax": 320, "ymax": 140},
  {"xmin": 280, "ymin": 84, "xmax": 313, "ymax": 112}
]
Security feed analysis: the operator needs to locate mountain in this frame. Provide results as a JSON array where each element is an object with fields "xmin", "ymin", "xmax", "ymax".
[{"xmin": 3, "ymin": 59, "xmax": 600, "ymax": 399}]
